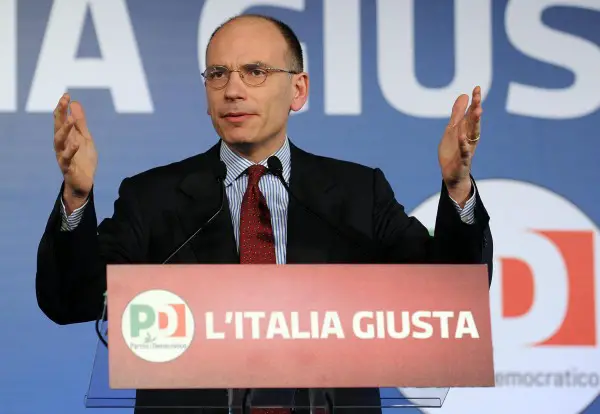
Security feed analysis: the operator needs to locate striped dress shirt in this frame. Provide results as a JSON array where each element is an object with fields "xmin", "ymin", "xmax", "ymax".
[
  {"xmin": 219, "ymin": 137, "xmax": 290, "ymax": 264},
  {"xmin": 60, "ymin": 138, "xmax": 476, "ymax": 264}
]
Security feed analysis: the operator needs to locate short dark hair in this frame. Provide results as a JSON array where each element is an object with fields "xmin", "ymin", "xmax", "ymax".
[{"xmin": 207, "ymin": 14, "xmax": 304, "ymax": 73}]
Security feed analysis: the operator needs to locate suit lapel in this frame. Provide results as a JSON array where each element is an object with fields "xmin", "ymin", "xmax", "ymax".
[
  {"xmin": 286, "ymin": 143, "xmax": 341, "ymax": 264},
  {"xmin": 174, "ymin": 144, "xmax": 239, "ymax": 264},
  {"xmin": 171, "ymin": 140, "xmax": 343, "ymax": 265}
]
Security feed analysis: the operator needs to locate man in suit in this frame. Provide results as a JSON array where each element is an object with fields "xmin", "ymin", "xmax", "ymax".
[{"xmin": 37, "ymin": 13, "xmax": 492, "ymax": 414}]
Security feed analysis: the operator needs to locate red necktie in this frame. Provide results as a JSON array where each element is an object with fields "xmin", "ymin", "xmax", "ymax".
[
  {"xmin": 239, "ymin": 165, "xmax": 276, "ymax": 264},
  {"xmin": 239, "ymin": 166, "xmax": 287, "ymax": 414}
]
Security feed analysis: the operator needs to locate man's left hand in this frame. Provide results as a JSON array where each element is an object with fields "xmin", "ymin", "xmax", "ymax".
[{"xmin": 438, "ymin": 86, "xmax": 482, "ymax": 206}]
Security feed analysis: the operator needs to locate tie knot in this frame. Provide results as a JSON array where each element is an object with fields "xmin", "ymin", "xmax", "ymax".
[{"xmin": 246, "ymin": 164, "xmax": 268, "ymax": 186}]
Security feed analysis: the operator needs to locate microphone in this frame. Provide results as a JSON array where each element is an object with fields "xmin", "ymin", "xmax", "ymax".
[
  {"xmin": 95, "ymin": 160, "xmax": 228, "ymax": 348},
  {"xmin": 266, "ymin": 155, "xmax": 380, "ymax": 259}
]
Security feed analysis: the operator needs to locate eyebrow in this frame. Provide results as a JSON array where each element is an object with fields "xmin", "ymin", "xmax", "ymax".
[{"xmin": 206, "ymin": 61, "xmax": 271, "ymax": 68}]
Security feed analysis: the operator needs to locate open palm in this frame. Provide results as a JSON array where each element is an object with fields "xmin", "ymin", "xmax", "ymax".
[
  {"xmin": 438, "ymin": 86, "xmax": 482, "ymax": 192},
  {"xmin": 53, "ymin": 93, "xmax": 98, "ymax": 207}
]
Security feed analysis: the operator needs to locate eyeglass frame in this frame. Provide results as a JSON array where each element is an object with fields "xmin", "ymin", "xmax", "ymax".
[{"xmin": 201, "ymin": 62, "xmax": 301, "ymax": 89}]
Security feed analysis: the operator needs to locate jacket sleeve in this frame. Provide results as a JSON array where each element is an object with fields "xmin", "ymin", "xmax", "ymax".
[
  {"xmin": 372, "ymin": 168, "xmax": 493, "ymax": 286},
  {"xmin": 36, "ymin": 178, "xmax": 149, "ymax": 324}
]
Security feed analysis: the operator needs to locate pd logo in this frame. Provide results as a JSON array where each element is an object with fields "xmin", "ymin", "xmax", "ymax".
[
  {"xmin": 121, "ymin": 289, "xmax": 195, "ymax": 363},
  {"xmin": 405, "ymin": 179, "xmax": 600, "ymax": 414}
]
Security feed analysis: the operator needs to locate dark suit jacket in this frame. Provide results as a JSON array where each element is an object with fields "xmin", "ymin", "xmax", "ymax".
[{"xmin": 36, "ymin": 140, "xmax": 493, "ymax": 413}]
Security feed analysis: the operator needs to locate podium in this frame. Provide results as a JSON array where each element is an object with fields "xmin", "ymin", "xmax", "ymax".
[{"xmin": 85, "ymin": 264, "xmax": 494, "ymax": 411}]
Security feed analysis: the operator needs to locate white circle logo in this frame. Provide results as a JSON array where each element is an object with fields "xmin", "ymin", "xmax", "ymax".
[
  {"xmin": 121, "ymin": 289, "xmax": 195, "ymax": 363},
  {"xmin": 401, "ymin": 179, "xmax": 600, "ymax": 414}
]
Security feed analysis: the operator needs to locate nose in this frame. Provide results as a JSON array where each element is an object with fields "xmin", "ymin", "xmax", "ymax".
[{"xmin": 224, "ymin": 71, "xmax": 247, "ymax": 101}]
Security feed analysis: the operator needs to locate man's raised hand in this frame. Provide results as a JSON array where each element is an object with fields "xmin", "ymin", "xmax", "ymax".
[
  {"xmin": 438, "ymin": 86, "xmax": 482, "ymax": 205},
  {"xmin": 53, "ymin": 93, "xmax": 98, "ymax": 213}
]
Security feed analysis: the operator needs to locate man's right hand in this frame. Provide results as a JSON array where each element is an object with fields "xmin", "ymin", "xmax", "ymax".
[{"xmin": 54, "ymin": 93, "xmax": 98, "ymax": 215}]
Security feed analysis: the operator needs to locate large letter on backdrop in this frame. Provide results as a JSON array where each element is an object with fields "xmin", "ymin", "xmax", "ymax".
[
  {"xmin": 505, "ymin": 0, "xmax": 600, "ymax": 119},
  {"xmin": 0, "ymin": 0, "xmax": 16, "ymax": 112},
  {"xmin": 26, "ymin": 0, "xmax": 153, "ymax": 113},
  {"xmin": 198, "ymin": 0, "xmax": 309, "ymax": 114},
  {"xmin": 376, "ymin": 0, "xmax": 492, "ymax": 118},
  {"xmin": 324, "ymin": 0, "xmax": 361, "ymax": 115}
]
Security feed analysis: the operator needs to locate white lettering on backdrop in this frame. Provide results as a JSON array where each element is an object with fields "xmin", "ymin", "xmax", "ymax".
[
  {"xmin": 0, "ymin": 0, "xmax": 598, "ymax": 118},
  {"xmin": 505, "ymin": 0, "xmax": 600, "ymax": 119},
  {"xmin": 0, "ymin": 0, "xmax": 16, "ymax": 112},
  {"xmin": 25, "ymin": 0, "xmax": 153, "ymax": 113}
]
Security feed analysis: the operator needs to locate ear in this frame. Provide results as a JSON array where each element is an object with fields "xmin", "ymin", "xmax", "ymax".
[
  {"xmin": 290, "ymin": 72, "xmax": 309, "ymax": 113},
  {"xmin": 203, "ymin": 87, "xmax": 211, "ymax": 116}
]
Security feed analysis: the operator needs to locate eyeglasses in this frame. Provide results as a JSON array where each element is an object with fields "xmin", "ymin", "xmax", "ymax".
[{"xmin": 201, "ymin": 63, "xmax": 300, "ymax": 89}]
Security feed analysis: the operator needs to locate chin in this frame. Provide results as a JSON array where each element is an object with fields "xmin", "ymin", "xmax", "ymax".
[
  {"xmin": 219, "ymin": 125, "xmax": 260, "ymax": 144},
  {"xmin": 221, "ymin": 132, "xmax": 258, "ymax": 146}
]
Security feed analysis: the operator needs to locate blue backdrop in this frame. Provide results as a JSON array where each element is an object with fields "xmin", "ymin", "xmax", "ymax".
[{"xmin": 1, "ymin": 1, "xmax": 599, "ymax": 413}]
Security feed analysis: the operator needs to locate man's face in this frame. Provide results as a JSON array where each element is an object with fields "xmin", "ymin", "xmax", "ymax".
[{"xmin": 204, "ymin": 18, "xmax": 307, "ymax": 150}]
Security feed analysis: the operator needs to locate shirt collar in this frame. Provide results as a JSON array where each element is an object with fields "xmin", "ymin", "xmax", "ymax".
[{"xmin": 219, "ymin": 137, "xmax": 291, "ymax": 186}]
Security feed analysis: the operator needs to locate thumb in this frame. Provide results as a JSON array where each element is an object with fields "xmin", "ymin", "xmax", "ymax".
[{"xmin": 70, "ymin": 101, "xmax": 89, "ymax": 137}]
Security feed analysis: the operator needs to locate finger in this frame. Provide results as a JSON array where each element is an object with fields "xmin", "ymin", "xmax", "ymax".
[
  {"xmin": 449, "ymin": 94, "xmax": 469, "ymax": 127},
  {"xmin": 465, "ymin": 87, "xmax": 483, "ymax": 138},
  {"xmin": 53, "ymin": 93, "xmax": 71, "ymax": 134},
  {"xmin": 458, "ymin": 122, "xmax": 471, "ymax": 158},
  {"xmin": 464, "ymin": 86, "xmax": 482, "ymax": 118},
  {"xmin": 69, "ymin": 101, "xmax": 90, "ymax": 138},
  {"xmin": 467, "ymin": 105, "xmax": 483, "ymax": 141},
  {"xmin": 58, "ymin": 140, "xmax": 80, "ymax": 168},
  {"xmin": 54, "ymin": 115, "xmax": 76, "ymax": 152},
  {"xmin": 472, "ymin": 108, "xmax": 482, "ymax": 140},
  {"xmin": 471, "ymin": 85, "xmax": 482, "ymax": 107}
]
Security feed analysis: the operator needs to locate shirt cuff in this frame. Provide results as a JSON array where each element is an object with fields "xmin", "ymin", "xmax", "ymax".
[
  {"xmin": 448, "ymin": 179, "xmax": 477, "ymax": 224},
  {"xmin": 60, "ymin": 197, "xmax": 89, "ymax": 231}
]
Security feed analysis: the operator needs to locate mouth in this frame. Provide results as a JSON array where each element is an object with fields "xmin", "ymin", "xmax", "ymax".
[{"xmin": 222, "ymin": 112, "xmax": 255, "ymax": 122}]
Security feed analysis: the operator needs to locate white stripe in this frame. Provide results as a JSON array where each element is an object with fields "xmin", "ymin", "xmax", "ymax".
[
  {"xmin": 60, "ymin": 198, "xmax": 88, "ymax": 231},
  {"xmin": 449, "ymin": 179, "xmax": 477, "ymax": 225}
]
